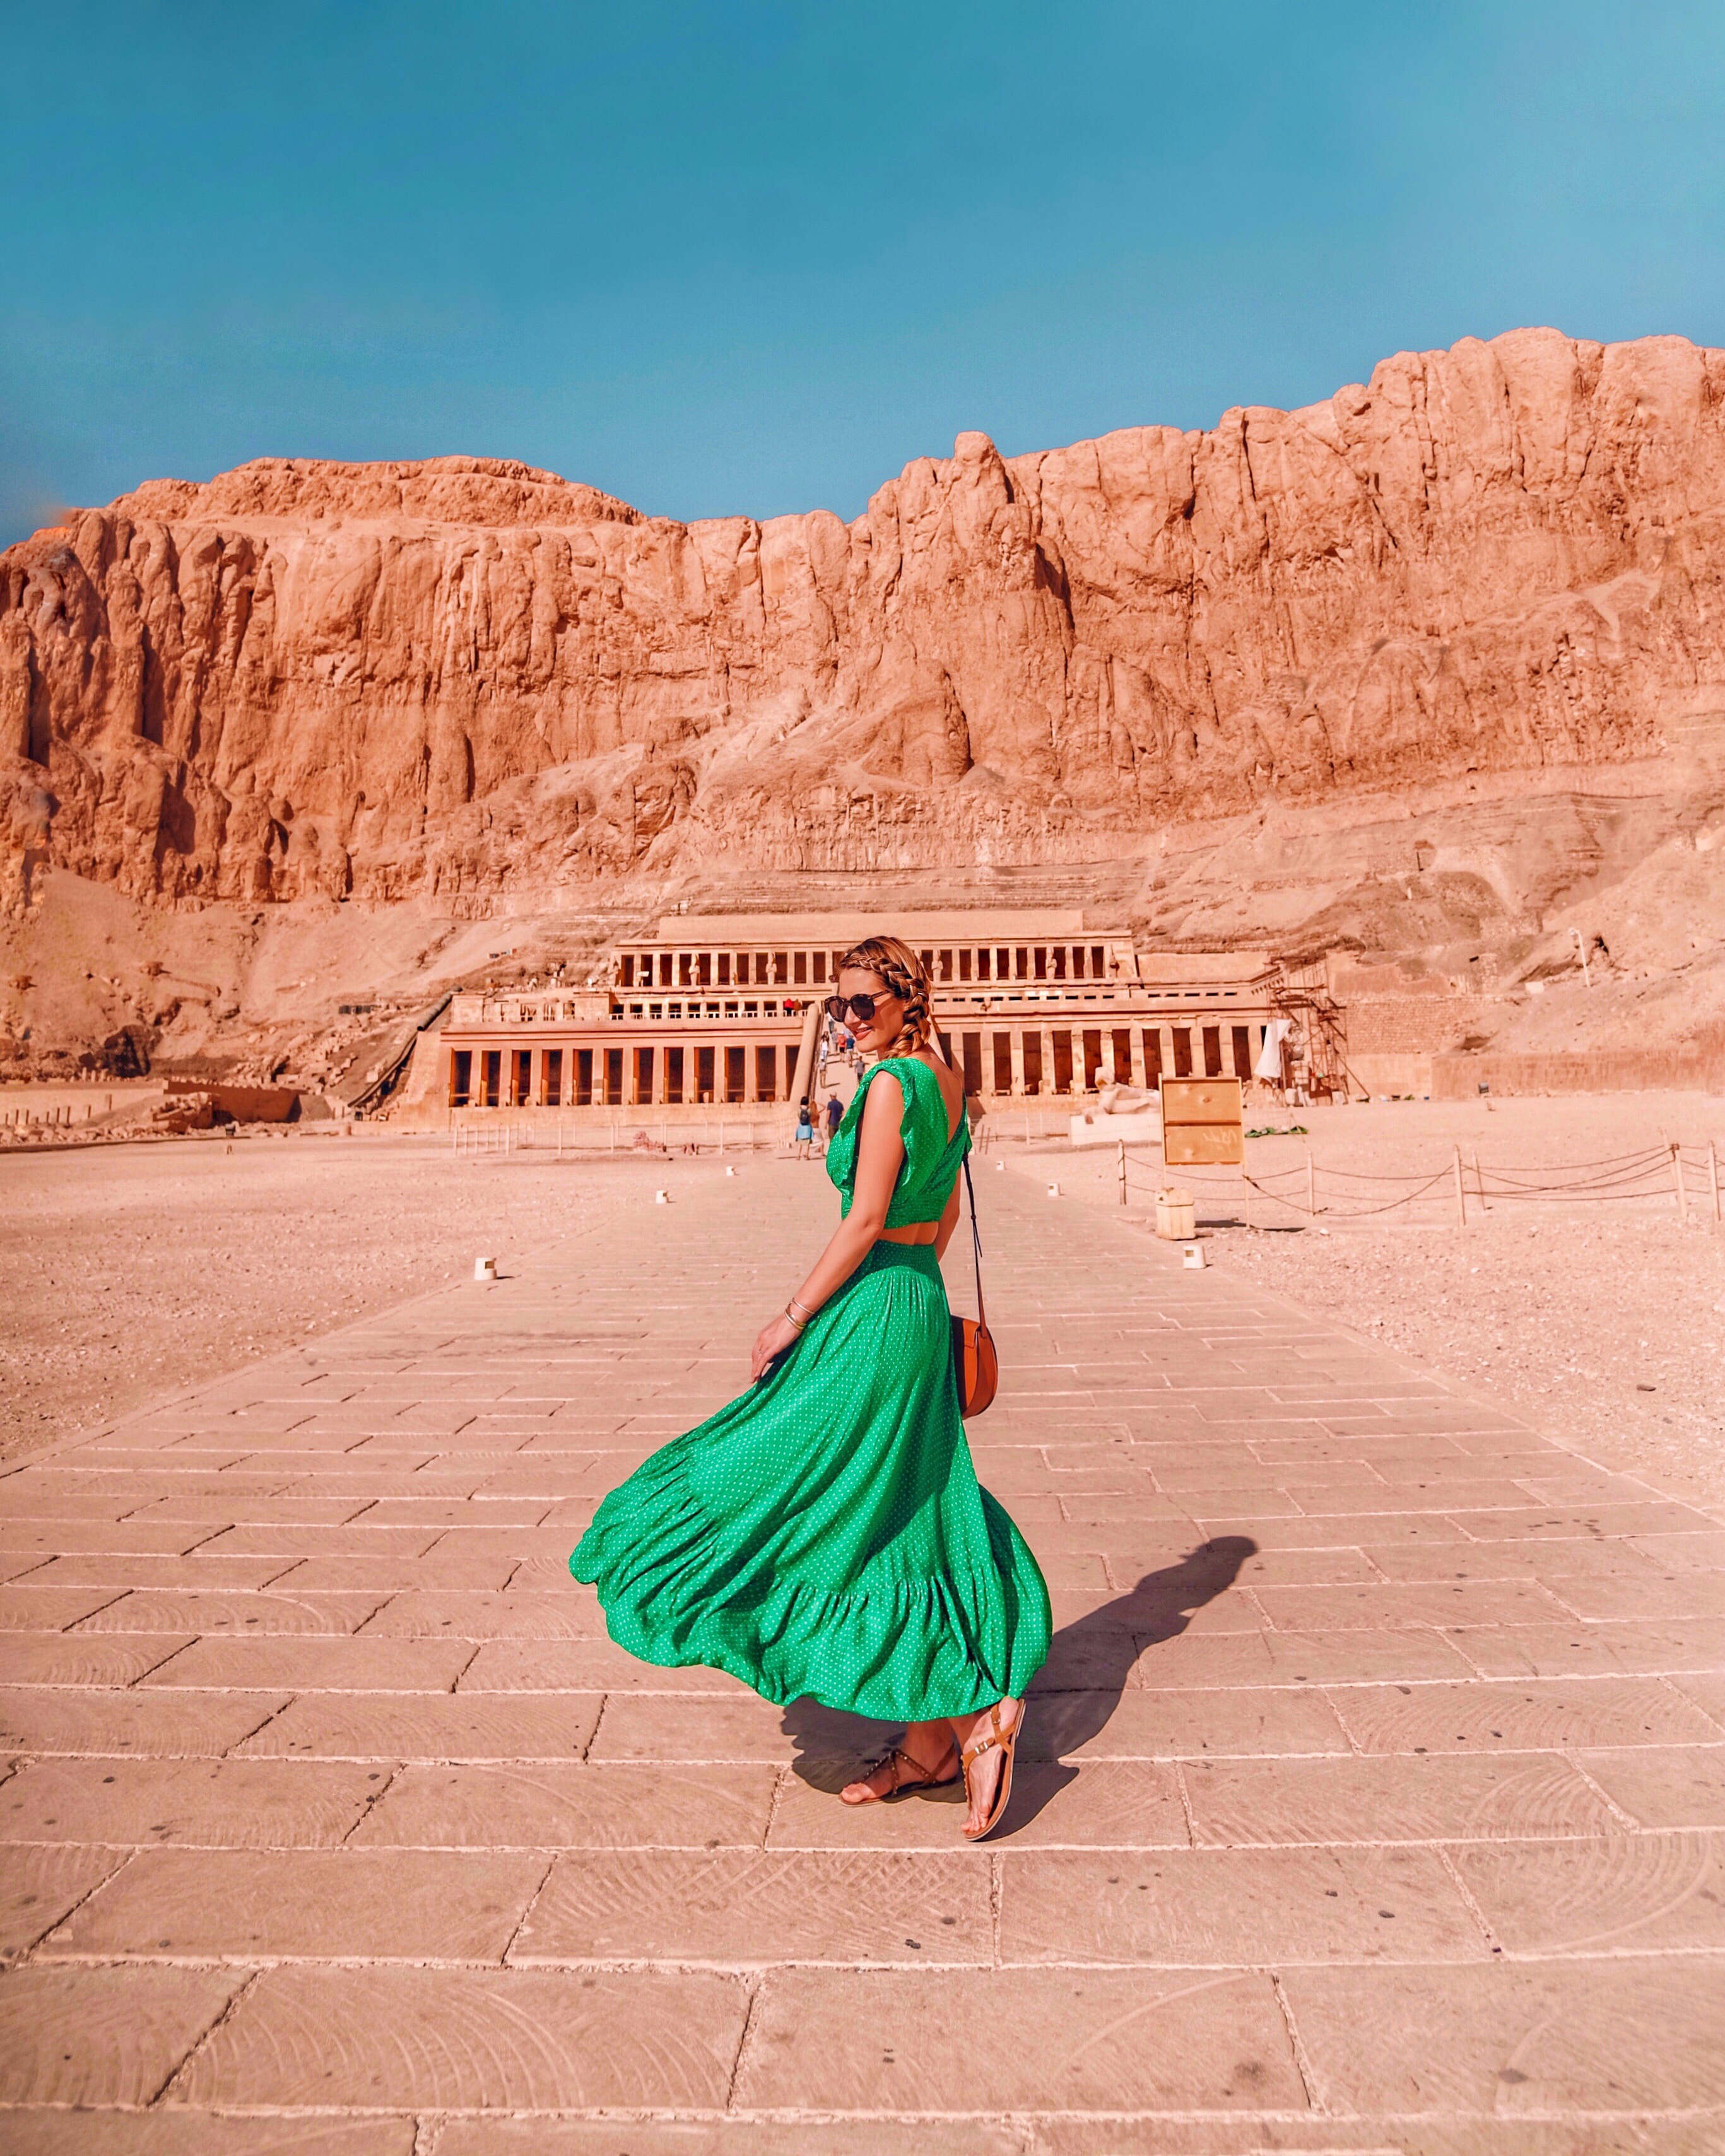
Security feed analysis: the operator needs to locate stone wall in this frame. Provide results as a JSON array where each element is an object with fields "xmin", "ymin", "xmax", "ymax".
[{"xmin": 1431, "ymin": 1049, "xmax": 1725, "ymax": 1097}]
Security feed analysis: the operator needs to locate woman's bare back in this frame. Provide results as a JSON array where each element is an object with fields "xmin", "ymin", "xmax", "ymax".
[{"xmin": 908, "ymin": 1047, "xmax": 965, "ymax": 1144}]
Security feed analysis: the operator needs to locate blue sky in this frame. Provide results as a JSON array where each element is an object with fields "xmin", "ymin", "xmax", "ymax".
[{"xmin": 4, "ymin": 1, "xmax": 1722, "ymax": 545}]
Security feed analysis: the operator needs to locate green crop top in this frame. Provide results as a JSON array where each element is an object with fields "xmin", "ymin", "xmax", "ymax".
[{"xmin": 826, "ymin": 1056, "xmax": 970, "ymax": 1228}]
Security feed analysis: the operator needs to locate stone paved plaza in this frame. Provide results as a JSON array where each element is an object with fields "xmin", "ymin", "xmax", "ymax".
[{"xmin": 1, "ymin": 1156, "xmax": 1722, "ymax": 2153}]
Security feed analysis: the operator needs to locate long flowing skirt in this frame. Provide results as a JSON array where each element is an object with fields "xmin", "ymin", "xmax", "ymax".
[{"xmin": 570, "ymin": 1240, "xmax": 1051, "ymax": 1721}]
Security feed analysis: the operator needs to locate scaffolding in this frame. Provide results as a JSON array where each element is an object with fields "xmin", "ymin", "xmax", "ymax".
[{"xmin": 1267, "ymin": 957, "xmax": 1360, "ymax": 1104}]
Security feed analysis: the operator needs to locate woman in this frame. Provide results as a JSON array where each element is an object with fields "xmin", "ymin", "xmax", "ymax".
[
  {"xmin": 793, "ymin": 1099, "xmax": 816, "ymax": 1157},
  {"xmin": 570, "ymin": 936, "xmax": 1050, "ymax": 1839}
]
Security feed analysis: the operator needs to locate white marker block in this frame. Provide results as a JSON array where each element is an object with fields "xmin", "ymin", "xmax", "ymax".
[{"xmin": 474, "ymin": 1256, "xmax": 497, "ymax": 1281}]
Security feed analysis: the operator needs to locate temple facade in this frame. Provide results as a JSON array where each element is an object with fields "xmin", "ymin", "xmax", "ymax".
[{"xmin": 435, "ymin": 911, "xmax": 1288, "ymax": 1119}]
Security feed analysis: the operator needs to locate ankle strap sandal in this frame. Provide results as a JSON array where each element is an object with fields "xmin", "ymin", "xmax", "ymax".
[
  {"xmin": 845, "ymin": 1739, "xmax": 961, "ymax": 1804},
  {"xmin": 960, "ymin": 1700, "xmax": 1025, "ymax": 1841}
]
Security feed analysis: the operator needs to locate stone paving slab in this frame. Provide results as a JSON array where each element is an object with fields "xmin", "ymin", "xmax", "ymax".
[
  {"xmin": 0, "ymin": 2119, "xmax": 417, "ymax": 2155},
  {"xmin": 1282, "ymin": 1955, "xmax": 1725, "ymax": 2114},
  {"xmin": 172, "ymin": 1964, "xmax": 750, "ymax": 2110},
  {"xmin": 0, "ymin": 1757, "xmax": 391, "ymax": 1849},
  {"xmin": 348, "ymin": 1761, "xmax": 782, "ymax": 1851},
  {"xmin": 736, "ymin": 1965, "xmax": 1306, "ymax": 2112},
  {"xmin": 3, "ymin": 1632, "xmax": 195, "ymax": 1686},
  {"xmin": 1, "ymin": 1157, "xmax": 1721, "ymax": 2148}
]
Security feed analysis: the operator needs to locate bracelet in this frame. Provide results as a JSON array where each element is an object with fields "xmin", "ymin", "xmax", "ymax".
[
  {"xmin": 786, "ymin": 1297, "xmax": 816, "ymax": 1328},
  {"xmin": 783, "ymin": 1303, "xmax": 808, "ymax": 1331}
]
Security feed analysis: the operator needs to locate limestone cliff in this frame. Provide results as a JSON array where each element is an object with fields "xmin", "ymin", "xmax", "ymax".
[{"xmin": 4, "ymin": 327, "xmax": 1724, "ymax": 919}]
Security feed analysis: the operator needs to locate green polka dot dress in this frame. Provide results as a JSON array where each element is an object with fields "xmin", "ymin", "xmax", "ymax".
[{"xmin": 570, "ymin": 1057, "xmax": 1051, "ymax": 1719}]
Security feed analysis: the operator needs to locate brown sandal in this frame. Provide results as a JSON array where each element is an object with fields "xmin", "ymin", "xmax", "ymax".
[
  {"xmin": 840, "ymin": 1738, "xmax": 962, "ymax": 1806},
  {"xmin": 960, "ymin": 1699, "xmax": 1025, "ymax": 1841}
]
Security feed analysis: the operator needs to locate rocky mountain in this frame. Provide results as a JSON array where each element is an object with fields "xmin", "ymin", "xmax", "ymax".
[
  {"xmin": 6, "ymin": 327, "xmax": 1722, "ymax": 921},
  {"xmin": 3, "ymin": 326, "xmax": 1724, "ymax": 1085}
]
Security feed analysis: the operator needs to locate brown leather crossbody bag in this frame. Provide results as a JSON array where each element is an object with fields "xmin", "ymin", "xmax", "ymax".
[{"xmin": 950, "ymin": 1154, "xmax": 998, "ymax": 1417}]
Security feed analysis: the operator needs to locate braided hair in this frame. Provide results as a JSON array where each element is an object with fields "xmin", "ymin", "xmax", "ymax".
[{"xmin": 837, "ymin": 934, "xmax": 937, "ymax": 1059}]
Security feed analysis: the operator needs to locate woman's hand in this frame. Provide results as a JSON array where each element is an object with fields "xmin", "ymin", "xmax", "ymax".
[{"xmin": 750, "ymin": 1311, "xmax": 802, "ymax": 1381}]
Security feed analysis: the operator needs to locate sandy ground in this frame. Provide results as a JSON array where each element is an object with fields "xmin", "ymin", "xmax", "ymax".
[
  {"xmin": 1004, "ymin": 1093, "xmax": 1725, "ymax": 1512},
  {"xmin": 0, "ymin": 1131, "xmax": 691, "ymax": 1460},
  {"xmin": 9, "ymin": 1097, "xmax": 1723, "ymax": 1513}
]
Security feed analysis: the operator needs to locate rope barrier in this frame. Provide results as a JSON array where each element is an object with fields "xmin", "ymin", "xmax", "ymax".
[
  {"xmin": 1480, "ymin": 1145, "xmax": 1669, "ymax": 1181},
  {"xmin": 1478, "ymin": 1183, "xmax": 1681, "ymax": 1204},
  {"xmin": 1304, "ymin": 1162, "xmax": 1461, "ymax": 1186},
  {"xmin": 1109, "ymin": 1131, "xmax": 1721, "ymax": 1225},
  {"xmin": 1323, "ymin": 1168, "xmax": 1465, "ymax": 1217},
  {"xmin": 1483, "ymin": 1155, "xmax": 1673, "ymax": 1190},
  {"xmin": 1230, "ymin": 1166, "xmax": 1455, "ymax": 1218},
  {"xmin": 1241, "ymin": 1172, "xmax": 1312, "ymax": 1212},
  {"xmin": 1478, "ymin": 1142, "xmax": 1674, "ymax": 1174},
  {"xmin": 1481, "ymin": 1171, "xmax": 1664, "ymax": 1196},
  {"xmin": 1479, "ymin": 1162, "xmax": 1674, "ymax": 1196}
]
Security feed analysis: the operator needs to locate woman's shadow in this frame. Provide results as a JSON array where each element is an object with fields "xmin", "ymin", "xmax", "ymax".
[{"xmin": 779, "ymin": 1535, "xmax": 1257, "ymax": 1834}]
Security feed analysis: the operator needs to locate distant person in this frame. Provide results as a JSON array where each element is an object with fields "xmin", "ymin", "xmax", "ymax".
[
  {"xmin": 794, "ymin": 1100, "xmax": 815, "ymax": 1157},
  {"xmin": 824, "ymin": 1094, "xmax": 844, "ymax": 1142},
  {"xmin": 572, "ymin": 935, "xmax": 1047, "ymax": 1842}
]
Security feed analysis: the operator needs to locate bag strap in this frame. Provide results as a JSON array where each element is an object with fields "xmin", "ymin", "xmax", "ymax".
[{"xmin": 960, "ymin": 1152, "xmax": 987, "ymax": 1329}]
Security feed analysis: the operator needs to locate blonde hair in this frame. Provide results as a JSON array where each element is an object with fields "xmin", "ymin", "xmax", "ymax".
[{"xmin": 838, "ymin": 934, "xmax": 937, "ymax": 1059}]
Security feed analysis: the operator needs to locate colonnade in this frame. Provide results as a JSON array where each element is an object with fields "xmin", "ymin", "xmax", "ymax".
[
  {"xmin": 621, "ymin": 948, "xmax": 827, "ymax": 991},
  {"xmin": 449, "ymin": 1016, "xmax": 1266, "ymax": 1110},
  {"xmin": 949, "ymin": 1016, "xmax": 1263, "ymax": 1097},
  {"xmin": 618, "ymin": 938, "xmax": 1125, "ymax": 993},
  {"xmin": 449, "ymin": 1037, "xmax": 801, "ymax": 1110}
]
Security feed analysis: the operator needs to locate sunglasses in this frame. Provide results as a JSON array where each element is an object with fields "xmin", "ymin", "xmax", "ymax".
[{"xmin": 825, "ymin": 990, "xmax": 895, "ymax": 1025}]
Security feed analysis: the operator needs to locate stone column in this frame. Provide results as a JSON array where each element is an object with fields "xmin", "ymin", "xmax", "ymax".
[
  {"xmin": 1128, "ymin": 1027, "xmax": 1147, "ymax": 1088},
  {"xmin": 1009, "ymin": 1030, "xmax": 1026, "ymax": 1098}
]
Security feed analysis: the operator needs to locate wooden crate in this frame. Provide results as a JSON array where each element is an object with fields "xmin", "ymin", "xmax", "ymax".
[{"xmin": 1160, "ymin": 1075, "xmax": 1244, "ymax": 1167}]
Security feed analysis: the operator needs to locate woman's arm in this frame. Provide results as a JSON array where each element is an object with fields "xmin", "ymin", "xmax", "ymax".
[
  {"xmin": 931, "ymin": 1174, "xmax": 963, "ymax": 1261},
  {"xmin": 748, "ymin": 1074, "xmax": 905, "ymax": 1379}
]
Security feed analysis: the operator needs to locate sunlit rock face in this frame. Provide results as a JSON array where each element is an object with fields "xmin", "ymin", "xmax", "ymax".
[{"xmin": 3, "ymin": 327, "xmax": 1724, "ymax": 916}]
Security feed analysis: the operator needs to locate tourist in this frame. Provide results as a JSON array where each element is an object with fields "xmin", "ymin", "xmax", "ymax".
[
  {"xmin": 824, "ymin": 1092, "xmax": 844, "ymax": 1144},
  {"xmin": 794, "ymin": 1100, "xmax": 815, "ymax": 1157},
  {"xmin": 572, "ymin": 935, "xmax": 1049, "ymax": 1840}
]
